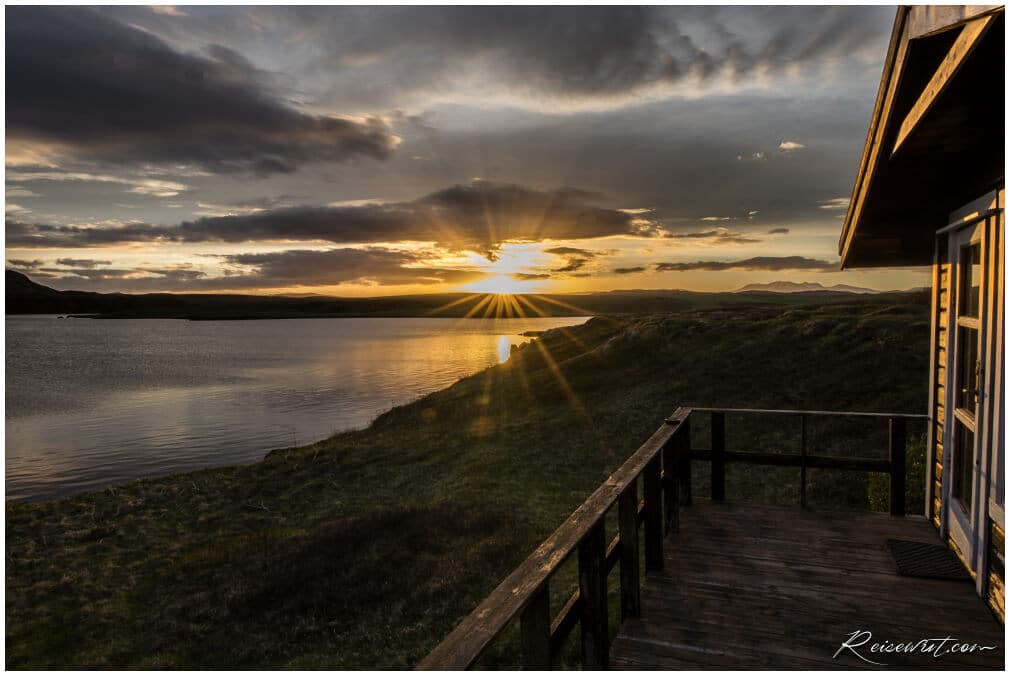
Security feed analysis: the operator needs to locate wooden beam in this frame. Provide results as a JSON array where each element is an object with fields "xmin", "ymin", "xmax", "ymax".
[
  {"xmin": 892, "ymin": 14, "xmax": 995, "ymax": 156},
  {"xmin": 906, "ymin": 5, "xmax": 1001, "ymax": 40}
]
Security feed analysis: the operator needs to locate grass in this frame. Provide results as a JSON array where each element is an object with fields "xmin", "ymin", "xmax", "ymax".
[{"xmin": 5, "ymin": 295, "xmax": 931, "ymax": 668}]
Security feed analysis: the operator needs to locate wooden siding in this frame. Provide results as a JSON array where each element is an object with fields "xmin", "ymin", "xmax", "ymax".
[
  {"xmin": 610, "ymin": 502, "xmax": 1004, "ymax": 669},
  {"xmin": 930, "ymin": 241, "xmax": 951, "ymax": 528},
  {"xmin": 988, "ymin": 520, "xmax": 1005, "ymax": 622}
]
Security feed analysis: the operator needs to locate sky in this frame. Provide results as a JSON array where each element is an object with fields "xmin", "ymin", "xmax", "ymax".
[{"xmin": 5, "ymin": 5, "xmax": 931, "ymax": 296}]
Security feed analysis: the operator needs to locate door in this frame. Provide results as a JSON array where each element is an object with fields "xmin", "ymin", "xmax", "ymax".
[{"xmin": 945, "ymin": 221, "xmax": 986, "ymax": 567}]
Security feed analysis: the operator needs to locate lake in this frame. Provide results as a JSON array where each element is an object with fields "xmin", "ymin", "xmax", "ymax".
[{"xmin": 5, "ymin": 315, "xmax": 589, "ymax": 502}]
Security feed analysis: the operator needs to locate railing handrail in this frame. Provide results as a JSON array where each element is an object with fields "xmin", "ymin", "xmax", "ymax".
[
  {"xmin": 689, "ymin": 406, "xmax": 929, "ymax": 420},
  {"xmin": 417, "ymin": 407, "xmax": 691, "ymax": 669}
]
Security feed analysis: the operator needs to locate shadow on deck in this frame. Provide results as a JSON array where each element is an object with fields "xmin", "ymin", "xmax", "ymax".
[{"xmin": 611, "ymin": 501, "xmax": 1003, "ymax": 670}]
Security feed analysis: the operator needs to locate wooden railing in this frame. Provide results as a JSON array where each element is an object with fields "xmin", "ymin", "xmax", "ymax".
[
  {"xmin": 690, "ymin": 407, "xmax": 928, "ymax": 516},
  {"xmin": 417, "ymin": 406, "xmax": 928, "ymax": 670}
]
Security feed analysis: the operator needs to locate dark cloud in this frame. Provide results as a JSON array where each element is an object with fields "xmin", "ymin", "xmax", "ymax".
[
  {"xmin": 6, "ymin": 7, "xmax": 398, "ymax": 174},
  {"xmin": 217, "ymin": 248, "xmax": 481, "ymax": 287},
  {"xmin": 7, "ymin": 182, "xmax": 660, "ymax": 256},
  {"xmin": 37, "ymin": 266, "xmax": 207, "ymax": 284},
  {"xmin": 553, "ymin": 258, "xmax": 590, "ymax": 273},
  {"xmin": 664, "ymin": 228, "xmax": 761, "ymax": 245},
  {"xmin": 244, "ymin": 6, "xmax": 893, "ymax": 110},
  {"xmin": 613, "ymin": 266, "xmax": 647, "ymax": 274},
  {"xmin": 55, "ymin": 258, "xmax": 112, "ymax": 268},
  {"xmin": 767, "ymin": 228, "xmax": 790, "ymax": 235},
  {"xmin": 511, "ymin": 272, "xmax": 552, "ymax": 281},
  {"xmin": 544, "ymin": 245, "xmax": 610, "ymax": 274},
  {"xmin": 7, "ymin": 259, "xmax": 44, "ymax": 270},
  {"xmin": 24, "ymin": 248, "xmax": 486, "ymax": 292},
  {"xmin": 654, "ymin": 256, "xmax": 836, "ymax": 272},
  {"xmin": 5, "ymin": 220, "xmax": 168, "ymax": 248},
  {"xmin": 543, "ymin": 246, "xmax": 600, "ymax": 257}
]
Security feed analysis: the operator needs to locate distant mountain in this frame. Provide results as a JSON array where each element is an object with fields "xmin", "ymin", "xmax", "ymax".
[{"xmin": 735, "ymin": 281, "xmax": 881, "ymax": 294}]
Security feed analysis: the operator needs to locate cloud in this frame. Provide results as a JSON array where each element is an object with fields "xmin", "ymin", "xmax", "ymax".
[
  {"xmin": 543, "ymin": 246, "xmax": 600, "ymax": 257},
  {"xmin": 767, "ymin": 228, "xmax": 790, "ymax": 234},
  {"xmin": 663, "ymin": 227, "xmax": 761, "ymax": 245},
  {"xmin": 7, "ymin": 170, "xmax": 189, "ymax": 197},
  {"xmin": 6, "ymin": 182, "xmax": 661, "ymax": 256},
  {"xmin": 511, "ymin": 272, "xmax": 553, "ymax": 281},
  {"xmin": 778, "ymin": 140, "xmax": 805, "ymax": 150},
  {"xmin": 5, "ymin": 219, "xmax": 172, "ymax": 248},
  {"xmin": 818, "ymin": 197, "xmax": 850, "ymax": 210},
  {"xmin": 216, "ymin": 248, "xmax": 483, "ymax": 287},
  {"xmin": 543, "ymin": 245, "xmax": 611, "ymax": 274},
  {"xmin": 7, "ymin": 259, "xmax": 44, "ymax": 270},
  {"xmin": 149, "ymin": 5, "xmax": 188, "ymax": 17},
  {"xmin": 55, "ymin": 258, "xmax": 112, "ymax": 268},
  {"xmin": 6, "ymin": 187, "xmax": 40, "ymax": 198},
  {"xmin": 6, "ymin": 7, "xmax": 398, "ymax": 175},
  {"xmin": 218, "ymin": 6, "xmax": 895, "ymax": 112},
  {"xmin": 553, "ymin": 258, "xmax": 591, "ymax": 273},
  {"xmin": 613, "ymin": 266, "xmax": 647, "ymax": 274},
  {"xmin": 24, "ymin": 248, "xmax": 487, "ymax": 292},
  {"xmin": 654, "ymin": 256, "xmax": 836, "ymax": 272}
]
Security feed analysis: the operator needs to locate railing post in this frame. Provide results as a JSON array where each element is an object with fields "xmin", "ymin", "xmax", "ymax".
[
  {"xmin": 520, "ymin": 584, "xmax": 551, "ymax": 670},
  {"xmin": 643, "ymin": 455, "xmax": 664, "ymax": 572},
  {"xmin": 578, "ymin": 521, "xmax": 609, "ymax": 669},
  {"xmin": 889, "ymin": 417, "xmax": 906, "ymax": 516},
  {"xmin": 711, "ymin": 412, "xmax": 726, "ymax": 501},
  {"xmin": 800, "ymin": 414, "xmax": 808, "ymax": 509},
  {"xmin": 618, "ymin": 484, "xmax": 641, "ymax": 620},
  {"xmin": 677, "ymin": 422, "xmax": 692, "ymax": 506},
  {"xmin": 662, "ymin": 444, "xmax": 678, "ymax": 535}
]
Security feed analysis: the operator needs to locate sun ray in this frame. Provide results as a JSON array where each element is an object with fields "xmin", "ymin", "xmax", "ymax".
[
  {"xmin": 517, "ymin": 295, "xmax": 589, "ymax": 349},
  {"xmin": 427, "ymin": 292, "xmax": 482, "ymax": 316},
  {"xmin": 529, "ymin": 293, "xmax": 594, "ymax": 316},
  {"xmin": 461, "ymin": 293, "xmax": 495, "ymax": 319}
]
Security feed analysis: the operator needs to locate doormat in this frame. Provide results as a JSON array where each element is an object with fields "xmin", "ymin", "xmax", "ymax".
[{"xmin": 886, "ymin": 539, "xmax": 972, "ymax": 581}]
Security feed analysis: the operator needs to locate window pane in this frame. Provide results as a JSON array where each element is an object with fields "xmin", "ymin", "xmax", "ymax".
[
  {"xmin": 957, "ymin": 326, "xmax": 979, "ymax": 411},
  {"xmin": 960, "ymin": 243, "xmax": 981, "ymax": 317},
  {"xmin": 953, "ymin": 424, "xmax": 975, "ymax": 513}
]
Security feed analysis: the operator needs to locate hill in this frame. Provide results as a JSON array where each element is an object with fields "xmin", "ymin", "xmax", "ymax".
[{"xmin": 735, "ymin": 280, "xmax": 882, "ymax": 294}]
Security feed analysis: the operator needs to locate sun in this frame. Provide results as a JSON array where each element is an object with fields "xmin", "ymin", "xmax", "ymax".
[{"xmin": 460, "ymin": 274, "xmax": 545, "ymax": 295}]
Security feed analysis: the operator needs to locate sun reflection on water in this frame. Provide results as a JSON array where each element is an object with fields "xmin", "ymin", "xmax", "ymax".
[{"xmin": 497, "ymin": 335, "xmax": 511, "ymax": 363}]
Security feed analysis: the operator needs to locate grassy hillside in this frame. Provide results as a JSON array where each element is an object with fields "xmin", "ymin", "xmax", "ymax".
[{"xmin": 5, "ymin": 296, "xmax": 931, "ymax": 668}]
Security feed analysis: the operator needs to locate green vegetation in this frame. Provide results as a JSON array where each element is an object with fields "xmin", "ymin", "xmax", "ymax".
[{"xmin": 6, "ymin": 296, "xmax": 931, "ymax": 668}]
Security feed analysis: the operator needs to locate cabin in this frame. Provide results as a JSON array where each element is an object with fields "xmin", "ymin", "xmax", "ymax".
[
  {"xmin": 839, "ymin": 4, "xmax": 1005, "ymax": 621},
  {"xmin": 418, "ymin": 6, "xmax": 1005, "ymax": 669}
]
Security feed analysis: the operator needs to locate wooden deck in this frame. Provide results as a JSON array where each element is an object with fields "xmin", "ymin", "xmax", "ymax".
[{"xmin": 610, "ymin": 502, "xmax": 1004, "ymax": 670}]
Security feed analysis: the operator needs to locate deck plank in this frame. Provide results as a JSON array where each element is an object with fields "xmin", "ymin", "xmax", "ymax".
[{"xmin": 610, "ymin": 502, "xmax": 1004, "ymax": 670}]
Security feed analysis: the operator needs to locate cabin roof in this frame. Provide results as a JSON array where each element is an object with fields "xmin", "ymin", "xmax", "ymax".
[{"xmin": 839, "ymin": 5, "xmax": 1004, "ymax": 269}]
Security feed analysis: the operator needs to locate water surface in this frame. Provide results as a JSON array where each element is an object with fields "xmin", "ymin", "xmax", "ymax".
[{"xmin": 6, "ymin": 315, "xmax": 588, "ymax": 501}]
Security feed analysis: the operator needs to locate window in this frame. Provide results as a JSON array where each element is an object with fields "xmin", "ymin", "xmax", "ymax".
[
  {"xmin": 960, "ymin": 243, "xmax": 981, "ymax": 318},
  {"xmin": 953, "ymin": 424, "xmax": 975, "ymax": 513},
  {"xmin": 956, "ymin": 325, "xmax": 979, "ymax": 411}
]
